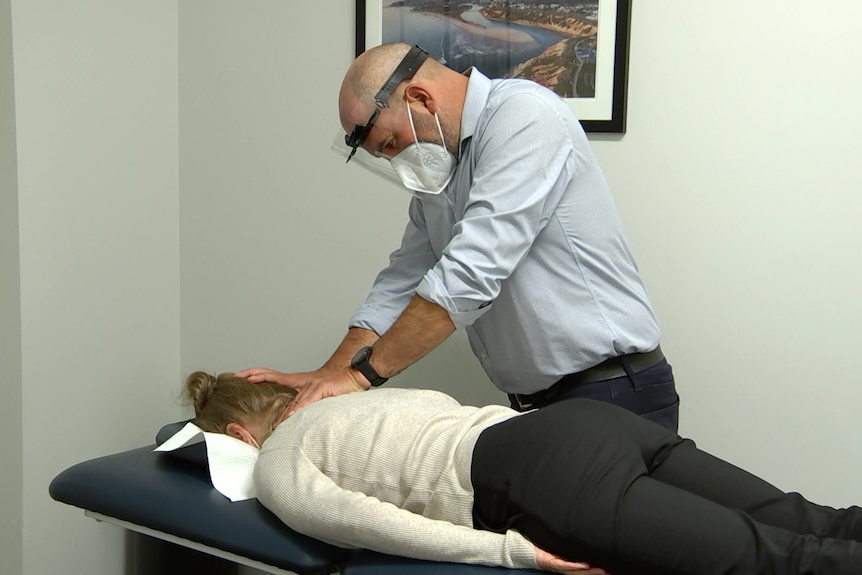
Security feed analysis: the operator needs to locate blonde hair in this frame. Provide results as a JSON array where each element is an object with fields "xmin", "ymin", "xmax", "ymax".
[{"xmin": 184, "ymin": 371, "xmax": 296, "ymax": 440}]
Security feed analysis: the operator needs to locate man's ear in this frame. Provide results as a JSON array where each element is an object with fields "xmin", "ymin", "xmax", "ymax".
[
  {"xmin": 403, "ymin": 84, "xmax": 437, "ymax": 114},
  {"xmin": 225, "ymin": 422, "xmax": 256, "ymax": 446}
]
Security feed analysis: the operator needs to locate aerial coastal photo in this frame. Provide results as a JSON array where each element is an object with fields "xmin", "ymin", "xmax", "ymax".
[{"xmin": 382, "ymin": 0, "xmax": 600, "ymax": 98}]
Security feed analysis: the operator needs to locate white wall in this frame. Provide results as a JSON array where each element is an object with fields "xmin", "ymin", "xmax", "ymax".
[
  {"xmin": 10, "ymin": 1, "xmax": 180, "ymax": 573},
  {"xmin": 0, "ymin": 0, "xmax": 23, "ymax": 572},
  {"xmin": 177, "ymin": 0, "xmax": 492, "ymax": 409},
  {"xmin": 6, "ymin": 0, "xmax": 862, "ymax": 573},
  {"xmin": 592, "ymin": 0, "xmax": 862, "ymax": 505}
]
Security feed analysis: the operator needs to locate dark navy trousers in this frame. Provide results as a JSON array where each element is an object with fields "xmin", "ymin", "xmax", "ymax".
[{"xmin": 511, "ymin": 359, "xmax": 680, "ymax": 432}]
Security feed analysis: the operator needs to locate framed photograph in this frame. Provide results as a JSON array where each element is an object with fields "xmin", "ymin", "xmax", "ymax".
[{"xmin": 355, "ymin": 0, "xmax": 631, "ymax": 133}]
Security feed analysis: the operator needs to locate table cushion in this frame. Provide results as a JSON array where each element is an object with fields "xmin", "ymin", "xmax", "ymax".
[{"xmin": 49, "ymin": 445, "xmax": 349, "ymax": 574}]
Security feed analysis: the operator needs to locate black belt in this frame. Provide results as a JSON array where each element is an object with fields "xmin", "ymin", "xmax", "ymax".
[{"xmin": 510, "ymin": 346, "xmax": 665, "ymax": 411}]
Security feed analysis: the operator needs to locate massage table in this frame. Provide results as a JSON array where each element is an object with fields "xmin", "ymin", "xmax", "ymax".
[{"xmin": 50, "ymin": 422, "xmax": 544, "ymax": 575}]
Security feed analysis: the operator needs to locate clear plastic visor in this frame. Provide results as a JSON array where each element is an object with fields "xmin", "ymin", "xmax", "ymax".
[{"xmin": 331, "ymin": 128, "xmax": 406, "ymax": 191}]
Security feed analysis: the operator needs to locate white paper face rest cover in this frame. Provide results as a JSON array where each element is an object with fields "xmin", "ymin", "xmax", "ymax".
[{"xmin": 154, "ymin": 421, "xmax": 259, "ymax": 502}]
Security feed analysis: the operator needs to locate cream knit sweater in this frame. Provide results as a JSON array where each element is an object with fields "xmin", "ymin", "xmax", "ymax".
[{"xmin": 254, "ymin": 387, "xmax": 539, "ymax": 570}]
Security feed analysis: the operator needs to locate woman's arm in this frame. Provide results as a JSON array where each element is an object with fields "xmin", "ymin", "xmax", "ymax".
[{"xmin": 254, "ymin": 446, "xmax": 538, "ymax": 570}]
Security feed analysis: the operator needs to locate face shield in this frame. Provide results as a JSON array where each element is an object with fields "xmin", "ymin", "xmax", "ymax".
[
  {"xmin": 335, "ymin": 45, "xmax": 432, "ymax": 194},
  {"xmin": 331, "ymin": 128, "xmax": 405, "ymax": 190}
]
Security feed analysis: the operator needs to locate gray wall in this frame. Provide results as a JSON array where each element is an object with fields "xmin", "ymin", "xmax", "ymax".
[
  {"xmin": 5, "ymin": 1, "xmax": 862, "ymax": 573},
  {"xmin": 593, "ymin": 1, "xmax": 862, "ymax": 503},
  {"xmin": 1, "ymin": 0, "xmax": 22, "ymax": 572},
  {"xmin": 177, "ymin": 0, "xmax": 495, "ymax": 409},
  {"xmin": 9, "ymin": 1, "xmax": 181, "ymax": 573}
]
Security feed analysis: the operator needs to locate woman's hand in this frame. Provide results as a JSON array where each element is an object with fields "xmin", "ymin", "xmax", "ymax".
[{"xmin": 535, "ymin": 546, "xmax": 609, "ymax": 575}]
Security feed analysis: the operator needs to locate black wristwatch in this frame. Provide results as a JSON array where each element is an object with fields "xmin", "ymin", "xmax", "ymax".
[{"xmin": 350, "ymin": 346, "xmax": 388, "ymax": 387}]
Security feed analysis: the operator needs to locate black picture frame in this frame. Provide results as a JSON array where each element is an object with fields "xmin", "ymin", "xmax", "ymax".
[{"xmin": 355, "ymin": 0, "xmax": 631, "ymax": 133}]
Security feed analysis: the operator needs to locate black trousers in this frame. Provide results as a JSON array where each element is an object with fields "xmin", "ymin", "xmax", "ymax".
[{"xmin": 471, "ymin": 399, "xmax": 862, "ymax": 574}]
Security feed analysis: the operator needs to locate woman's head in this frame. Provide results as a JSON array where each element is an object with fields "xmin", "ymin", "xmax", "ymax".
[{"xmin": 184, "ymin": 371, "xmax": 296, "ymax": 448}]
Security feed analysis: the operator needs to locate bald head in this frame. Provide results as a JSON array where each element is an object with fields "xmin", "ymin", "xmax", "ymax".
[
  {"xmin": 338, "ymin": 42, "xmax": 469, "ymax": 159},
  {"xmin": 341, "ymin": 43, "xmax": 413, "ymax": 107},
  {"xmin": 339, "ymin": 43, "xmax": 451, "ymax": 126}
]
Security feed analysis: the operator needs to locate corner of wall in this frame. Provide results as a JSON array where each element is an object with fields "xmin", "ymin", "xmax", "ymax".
[{"xmin": 0, "ymin": 0, "xmax": 24, "ymax": 571}]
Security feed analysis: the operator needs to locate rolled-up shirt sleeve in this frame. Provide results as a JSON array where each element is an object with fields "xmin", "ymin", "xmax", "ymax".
[
  {"xmin": 416, "ymin": 91, "xmax": 574, "ymax": 330},
  {"xmin": 350, "ymin": 70, "xmax": 660, "ymax": 388}
]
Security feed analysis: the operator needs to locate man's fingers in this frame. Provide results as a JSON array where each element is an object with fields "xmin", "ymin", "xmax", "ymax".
[
  {"xmin": 234, "ymin": 368, "xmax": 313, "ymax": 388},
  {"xmin": 290, "ymin": 383, "xmax": 327, "ymax": 410},
  {"xmin": 286, "ymin": 391, "xmax": 315, "ymax": 416},
  {"xmin": 284, "ymin": 374, "xmax": 366, "ymax": 416},
  {"xmin": 236, "ymin": 367, "xmax": 275, "ymax": 379}
]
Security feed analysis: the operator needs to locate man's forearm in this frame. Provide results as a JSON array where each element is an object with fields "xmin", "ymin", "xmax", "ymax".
[
  {"xmin": 322, "ymin": 327, "xmax": 380, "ymax": 371},
  {"xmin": 370, "ymin": 295, "xmax": 456, "ymax": 379}
]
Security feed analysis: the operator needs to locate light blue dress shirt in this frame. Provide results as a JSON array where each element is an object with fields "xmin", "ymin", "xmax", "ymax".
[{"xmin": 350, "ymin": 69, "xmax": 661, "ymax": 394}]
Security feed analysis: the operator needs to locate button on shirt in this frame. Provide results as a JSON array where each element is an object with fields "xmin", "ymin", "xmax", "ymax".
[{"xmin": 350, "ymin": 69, "xmax": 661, "ymax": 394}]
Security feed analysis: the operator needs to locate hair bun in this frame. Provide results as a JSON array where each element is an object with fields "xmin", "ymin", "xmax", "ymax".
[{"xmin": 185, "ymin": 371, "xmax": 217, "ymax": 411}]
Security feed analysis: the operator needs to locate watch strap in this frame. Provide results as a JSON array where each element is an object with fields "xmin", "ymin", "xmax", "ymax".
[{"xmin": 351, "ymin": 346, "xmax": 388, "ymax": 387}]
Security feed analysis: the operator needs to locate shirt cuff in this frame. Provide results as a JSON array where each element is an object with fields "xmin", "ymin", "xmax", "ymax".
[
  {"xmin": 349, "ymin": 306, "xmax": 397, "ymax": 336},
  {"xmin": 415, "ymin": 270, "xmax": 492, "ymax": 330}
]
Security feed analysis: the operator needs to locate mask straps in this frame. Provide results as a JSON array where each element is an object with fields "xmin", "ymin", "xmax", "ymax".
[{"xmin": 404, "ymin": 100, "xmax": 447, "ymax": 151}]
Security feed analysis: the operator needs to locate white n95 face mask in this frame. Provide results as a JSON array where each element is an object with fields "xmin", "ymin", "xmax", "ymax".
[{"xmin": 390, "ymin": 102, "xmax": 456, "ymax": 195}]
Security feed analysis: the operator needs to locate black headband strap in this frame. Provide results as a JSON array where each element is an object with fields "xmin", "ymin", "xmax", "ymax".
[
  {"xmin": 374, "ymin": 45, "xmax": 430, "ymax": 108},
  {"xmin": 344, "ymin": 45, "xmax": 431, "ymax": 162}
]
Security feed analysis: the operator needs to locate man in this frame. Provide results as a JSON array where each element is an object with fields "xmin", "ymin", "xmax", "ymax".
[{"xmin": 240, "ymin": 42, "xmax": 679, "ymax": 430}]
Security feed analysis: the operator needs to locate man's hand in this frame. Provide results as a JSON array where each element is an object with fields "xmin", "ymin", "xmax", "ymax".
[
  {"xmin": 236, "ymin": 366, "xmax": 366, "ymax": 415},
  {"xmin": 235, "ymin": 367, "xmax": 317, "ymax": 390},
  {"xmin": 285, "ymin": 366, "xmax": 366, "ymax": 414},
  {"xmin": 535, "ymin": 546, "xmax": 609, "ymax": 575}
]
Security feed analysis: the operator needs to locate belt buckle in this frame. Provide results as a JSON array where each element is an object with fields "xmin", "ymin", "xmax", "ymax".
[{"xmin": 513, "ymin": 394, "xmax": 535, "ymax": 411}]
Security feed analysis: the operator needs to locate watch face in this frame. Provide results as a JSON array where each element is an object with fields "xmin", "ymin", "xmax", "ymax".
[{"xmin": 352, "ymin": 346, "xmax": 371, "ymax": 366}]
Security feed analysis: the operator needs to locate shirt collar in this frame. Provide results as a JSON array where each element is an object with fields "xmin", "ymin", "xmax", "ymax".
[{"xmin": 459, "ymin": 67, "xmax": 492, "ymax": 150}]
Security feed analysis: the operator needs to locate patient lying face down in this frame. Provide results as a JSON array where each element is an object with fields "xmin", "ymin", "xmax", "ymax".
[
  {"xmin": 186, "ymin": 371, "xmax": 296, "ymax": 449},
  {"xmin": 183, "ymin": 371, "xmax": 862, "ymax": 575}
]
